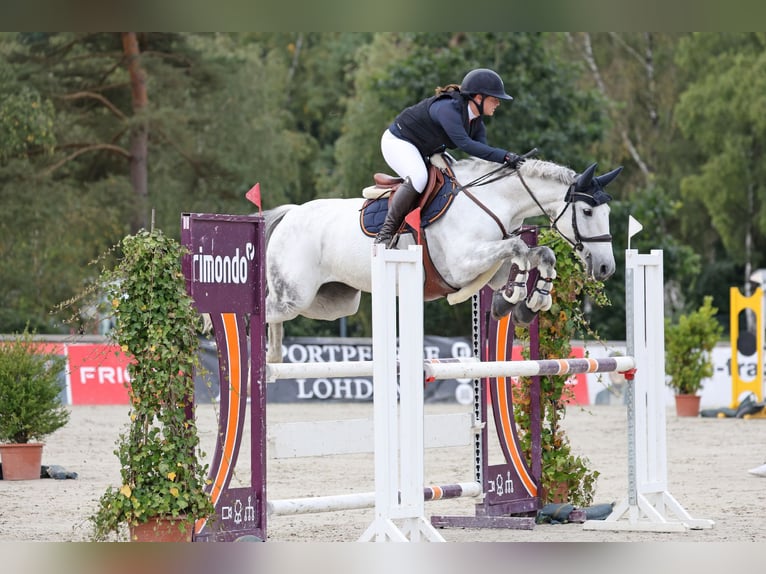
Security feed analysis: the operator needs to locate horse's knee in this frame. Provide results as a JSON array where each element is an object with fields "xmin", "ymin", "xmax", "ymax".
[{"xmin": 530, "ymin": 246, "xmax": 556, "ymax": 277}]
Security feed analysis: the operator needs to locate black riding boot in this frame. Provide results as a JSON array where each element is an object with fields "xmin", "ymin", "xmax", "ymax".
[{"xmin": 374, "ymin": 178, "xmax": 420, "ymax": 247}]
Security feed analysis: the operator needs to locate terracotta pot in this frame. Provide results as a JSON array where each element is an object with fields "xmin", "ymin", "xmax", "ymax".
[
  {"xmin": 674, "ymin": 394, "xmax": 701, "ymax": 417},
  {"xmin": 0, "ymin": 443, "xmax": 43, "ymax": 480},
  {"xmin": 129, "ymin": 516, "xmax": 192, "ymax": 542}
]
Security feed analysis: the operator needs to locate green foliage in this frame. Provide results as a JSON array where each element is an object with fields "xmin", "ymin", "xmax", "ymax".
[
  {"xmin": 0, "ymin": 329, "xmax": 69, "ymax": 443},
  {"xmin": 675, "ymin": 33, "xmax": 766, "ymax": 278},
  {"xmin": 0, "ymin": 31, "xmax": 760, "ymax": 346},
  {"xmin": 664, "ymin": 296, "xmax": 723, "ymax": 395},
  {"xmin": 90, "ymin": 229, "xmax": 213, "ymax": 541},
  {"xmin": 514, "ymin": 229, "xmax": 607, "ymax": 506},
  {"xmin": 0, "ymin": 87, "xmax": 56, "ymax": 162},
  {"xmin": 175, "ymin": 34, "xmax": 316, "ymax": 213}
]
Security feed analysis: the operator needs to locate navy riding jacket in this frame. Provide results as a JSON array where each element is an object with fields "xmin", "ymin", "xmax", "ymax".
[{"xmin": 390, "ymin": 91, "xmax": 508, "ymax": 163}]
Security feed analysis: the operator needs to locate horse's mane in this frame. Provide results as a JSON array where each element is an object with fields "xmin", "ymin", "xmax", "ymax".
[{"xmin": 455, "ymin": 157, "xmax": 576, "ymax": 185}]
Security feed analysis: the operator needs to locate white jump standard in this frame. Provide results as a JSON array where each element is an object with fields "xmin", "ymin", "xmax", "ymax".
[{"xmin": 583, "ymin": 249, "xmax": 714, "ymax": 532}]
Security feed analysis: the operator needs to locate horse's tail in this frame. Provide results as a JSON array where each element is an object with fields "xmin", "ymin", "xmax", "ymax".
[{"xmin": 263, "ymin": 204, "xmax": 296, "ymax": 247}]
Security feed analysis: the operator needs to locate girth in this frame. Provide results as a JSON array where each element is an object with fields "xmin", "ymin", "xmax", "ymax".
[{"xmin": 420, "ymin": 231, "xmax": 459, "ymax": 301}]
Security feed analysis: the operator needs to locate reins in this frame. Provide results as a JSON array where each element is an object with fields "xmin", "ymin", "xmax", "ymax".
[
  {"xmin": 449, "ymin": 163, "xmax": 612, "ymax": 250},
  {"xmin": 451, "ymin": 163, "xmax": 517, "ymax": 240}
]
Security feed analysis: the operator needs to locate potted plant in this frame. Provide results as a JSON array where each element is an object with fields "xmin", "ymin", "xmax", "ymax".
[
  {"xmin": 89, "ymin": 228, "xmax": 214, "ymax": 541},
  {"xmin": 0, "ymin": 329, "xmax": 69, "ymax": 480},
  {"xmin": 665, "ymin": 296, "xmax": 723, "ymax": 416}
]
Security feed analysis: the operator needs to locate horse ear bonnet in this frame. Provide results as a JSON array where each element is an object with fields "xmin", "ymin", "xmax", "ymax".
[{"xmin": 566, "ymin": 165, "xmax": 622, "ymax": 206}]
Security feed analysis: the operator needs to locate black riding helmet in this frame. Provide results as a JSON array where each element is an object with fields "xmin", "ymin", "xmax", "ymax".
[{"xmin": 460, "ymin": 68, "xmax": 513, "ymax": 101}]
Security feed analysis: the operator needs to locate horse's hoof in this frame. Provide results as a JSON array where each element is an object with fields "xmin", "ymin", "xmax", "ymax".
[
  {"xmin": 491, "ymin": 290, "xmax": 514, "ymax": 319},
  {"xmin": 511, "ymin": 301, "xmax": 538, "ymax": 326}
]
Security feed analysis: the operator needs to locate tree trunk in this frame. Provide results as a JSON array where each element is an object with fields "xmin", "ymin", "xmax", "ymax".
[
  {"xmin": 121, "ymin": 32, "xmax": 149, "ymax": 233},
  {"xmin": 578, "ymin": 33, "xmax": 653, "ymax": 184}
]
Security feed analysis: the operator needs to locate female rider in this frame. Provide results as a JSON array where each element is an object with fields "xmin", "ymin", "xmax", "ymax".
[{"xmin": 375, "ymin": 67, "xmax": 525, "ymax": 246}]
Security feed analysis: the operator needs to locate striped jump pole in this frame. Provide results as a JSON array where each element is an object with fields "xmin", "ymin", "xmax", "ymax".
[
  {"xmin": 423, "ymin": 356, "xmax": 636, "ymax": 381},
  {"xmin": 268, "ymin": 482, "xmax": 482, "ymax": 516},
  {"xmin": 266, "ymin": 356, "xmax": 636, "ymax": 383}
]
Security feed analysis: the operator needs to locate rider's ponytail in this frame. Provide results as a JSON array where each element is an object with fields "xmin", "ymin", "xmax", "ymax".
[{"xmin": 434, "ymin": 83, "xmax": 461, "ymax": 95}]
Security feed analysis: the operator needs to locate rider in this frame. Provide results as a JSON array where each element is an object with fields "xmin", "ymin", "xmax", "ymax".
[{"xmin": 375, "ymin": 67, "xmax": 525, "ymax": 246}]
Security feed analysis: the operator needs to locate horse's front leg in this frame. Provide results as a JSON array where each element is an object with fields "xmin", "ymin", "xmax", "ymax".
[
  {"xmin": 489, "ymin": 245, "xmax": 556, "ymax": 324},
  {"xmin": 525, "ymin": 245, "xmax": 556, "ymax": 313},
  {"xmin": 457, "ymin": 237, "xmax": 528, "ymax": 320}
]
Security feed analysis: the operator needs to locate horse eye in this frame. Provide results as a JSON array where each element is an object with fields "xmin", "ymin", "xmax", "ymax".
[{"xmin": 583, "ymin": 208, "xmax": 593, "ymax": 217}]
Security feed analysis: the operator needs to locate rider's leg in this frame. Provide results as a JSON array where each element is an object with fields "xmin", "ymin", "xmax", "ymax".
[
  {"xmin": 374, "ymin": 177, "xmax": 420, "ymax": 246},
  {"xmin": 377, "ymin": 130, "xmax": 428, "ymax": 246}
]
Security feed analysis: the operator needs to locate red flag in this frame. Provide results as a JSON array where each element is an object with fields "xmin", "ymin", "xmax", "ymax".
[
  {"xmin": 404, "ymin": 207, "xmax": 422, "ymax": 245},
  {"xmin": 246, "ymin": 182, "xmax": 262, "ymax": 215}
]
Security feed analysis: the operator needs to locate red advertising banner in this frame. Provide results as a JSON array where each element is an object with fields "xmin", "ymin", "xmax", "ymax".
[
  {"xmin": 565, "ymin": 346, "xmax": 590, "ymax": 405},
  {"xmin": 66, "ymin": 344, "xmax": 132, "ymax": 405}
]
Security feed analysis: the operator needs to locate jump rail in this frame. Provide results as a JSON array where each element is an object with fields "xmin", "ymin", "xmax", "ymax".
[
  {"xmin": 268, "ymin": 482, "xmax": 482, "ymax": 516},
  {"xmin": 266, "ymin": 356, "xmax": 637, "ymax": 383}
]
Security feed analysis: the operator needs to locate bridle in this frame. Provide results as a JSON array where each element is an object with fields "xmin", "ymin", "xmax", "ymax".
[{"xmin": 549, "ymin": 182, "xmax": 613, "ymax": 252}]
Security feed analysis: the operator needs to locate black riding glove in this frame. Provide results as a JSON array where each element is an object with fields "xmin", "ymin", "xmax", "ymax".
[{"xmin": 504, "ymin": 152, "xmax": 524, "ymax": 170}]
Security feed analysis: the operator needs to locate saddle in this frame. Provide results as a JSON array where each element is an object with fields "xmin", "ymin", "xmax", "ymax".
[
  {"xmin": 359, "ymin": 155, "xmax": 460, "ymax": 301},
  {"xmin": 361, "ymin": 153, "xmax": 452, "ymax": 202}
]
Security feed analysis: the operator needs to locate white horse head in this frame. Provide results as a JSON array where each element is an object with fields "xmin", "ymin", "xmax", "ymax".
[{"xmin": 526, "ymin": 160, "xmax": 620, "ymax": 281}]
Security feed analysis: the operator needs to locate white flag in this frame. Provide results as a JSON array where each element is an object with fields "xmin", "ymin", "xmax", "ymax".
[{"xmin": 628, "ymin": 215, "xmax": 643, "ymax": 240}]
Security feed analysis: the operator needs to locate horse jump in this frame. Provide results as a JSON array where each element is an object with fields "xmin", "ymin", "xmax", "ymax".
[{"xmin": 181, "ymin": 213, "xmax": 644, "ymax": 542}]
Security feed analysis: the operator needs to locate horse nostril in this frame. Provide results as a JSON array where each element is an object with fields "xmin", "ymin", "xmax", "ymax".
[{"xmin": 600, "ymin": 264, "xmax": 615, "ymax": 280}]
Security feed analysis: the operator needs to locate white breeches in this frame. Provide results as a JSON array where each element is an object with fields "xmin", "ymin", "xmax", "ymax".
[{"xmin": 380, "ymin": 129, "xmax": 428, "ymax": 193}]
